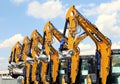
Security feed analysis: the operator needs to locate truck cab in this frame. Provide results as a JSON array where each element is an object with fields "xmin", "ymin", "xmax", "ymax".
[
  {"xmin": 78, "ymin": 49, "xmax": 120, "ymax": 84},
  {"xmin": 111, "ymin": 49, "xmax": 120, "ymax": 84}
]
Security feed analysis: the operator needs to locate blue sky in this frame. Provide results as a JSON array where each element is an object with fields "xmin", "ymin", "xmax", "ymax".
[{"xmin": 0, "ymin": 0, "xmax": 120, "ymax": 70}]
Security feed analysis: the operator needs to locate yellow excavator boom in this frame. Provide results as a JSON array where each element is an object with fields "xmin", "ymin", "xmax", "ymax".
[
  {"xmin": 66, "ymin": 5, "xmax": 111, "ymax": 84},
  {"xmin": 21, "ymin": 36, "xmax": 32, "ymax": 84},
  {"xmin": 8, "ymin": 41, "xmax": 22, "ymax": 64},
  {"xmin": 30, "ymin": 29, "xmax": 49, "ymax": 84},
  {"xmin": 44, "ymin": 21, "xmax": 88, "ymax": 84}
]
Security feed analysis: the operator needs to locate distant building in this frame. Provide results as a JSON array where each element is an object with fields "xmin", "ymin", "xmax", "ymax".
[{"xmin": 0, "ymin": 70, "xmax": 9, "ymax": 77}]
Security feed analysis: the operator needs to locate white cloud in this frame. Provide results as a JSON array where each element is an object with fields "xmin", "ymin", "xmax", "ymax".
[
  {"xmin": 82, "ymin": 0, "xmax": 120, "ymax": 38},
  {"xmin": 10, "ymin": 0, "xmax": 26, "ymax": 4},
  {"xmin": 95, "ymin": 13, "xmax": 120, "ymax": 37},
  {"xmin": 88, "ymin": 3, "xmax": 95, "ymax": 7},
  {"xmin": 98, "ymin": 0, "xmax": 120, "ymax": 15},
  {"xmin": 84, "ymin": 0, "xmax": 120, "ymax": 16},
  {"xmin": 78, "ymin": 43, "xmax": 95, "ymax": 55},
  {"xmin": 0, "ymin": 57, "xmax": 8, "ymax": 70},
  {"xmin": 78, "ymin": 43, "xmax": 93, "ymax": 50},
  {"xmin": 76, "ymin": 5, "xmax": 82, "ymax": 10},
  {"xmin": 112, "ymin": 41, "xmax": 120, "ymax": 49},
  {"xmin": 78, "ymin": 41, "xmax": 120, "ymax": 55},
  {"xmin": 0, "ymin": 63, "xmax": 8, "ymax": 70},
  {"xmin": 27, "ymin": 0, "xmax": 64, "ymax": 20},
  {"xmin": 0, "ymin": 34, "xmax": 24, "ymax": 70},
  {"xmin": 0, "ymin": 57, "xmax": 6, "ymax": 60},
  {"xmin": 0, "ymin": 34, "xmax": 24, "ymax": 48},
  {"xmin": 58, "ymin": 29, "xmax": 63, "ymax": 33}
]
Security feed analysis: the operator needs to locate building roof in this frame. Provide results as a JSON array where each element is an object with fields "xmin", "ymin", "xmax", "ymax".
[{"xmin": 0, "ymin": 70, "xmax": 9, "ymax": 74}]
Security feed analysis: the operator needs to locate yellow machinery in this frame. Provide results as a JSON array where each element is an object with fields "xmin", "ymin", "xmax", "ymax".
[
  {"xmin": 30, "ymin": 29, "xmax": 61, "ymax": 84},
  {"xmin": 9, "ymin": 32, "xmax": 49, "ymax": 84},
  {"xmin": 43, "ymin": 23, "xmax": 60, "ymax": 83},
  {"xmin": 7, "ymin": 5, "xmax": 114, "ymax": 84},
  {"xmin": 65, "ymin": 5, "xmax": 111, "ymax": 84},
  {"xmin": 30, "ymin": 30, "xmax": 40, "ymax": 84},
  {"xmin": 43, "ymin": 21, "xmax": 87, "ymax": 84},
  {"xmin": 60, "ymin": 22, "xmax": 87, "ymax": 83},
  {"xmin": 8, "ymin": 36, "xmax": 32, "ymax": 84},
  {"xmin": 30, "ymin": 29, "xmax": 49, "ymax": 84},
  {"xmin": 8, "ymin": 41, "xmax": 22, "ymax": 64},
  {"xmin": 76, "ymin": 50, "xmax": 120, "ymax": 84},
  {"xmin": 29, "ymin": 26, "xmax": 70, "ymax": 84},
  {"xmin": 43, "ymin": 21, "xmax": 67, "ymax": 84},
  {"xmin": 86, "ymin": 74, "xmax": 92, "ymax": 84},
  {"xmin": 8, "ymin": 41, "xmax": 23, "ymax": 78},
  {"xmin": 20, "ymin": 36, "xmax": 32, "ymax": 61},
  {"xmin": 20, "ymin": 36, "xmax": 32, "ymax": 84},
  {"xmin": 30, "ymin": 29, "xmax": 59, "ymax": 84}
]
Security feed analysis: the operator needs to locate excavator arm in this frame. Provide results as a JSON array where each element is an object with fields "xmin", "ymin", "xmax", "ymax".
[
  {"xmin": 14, "ymin": 42, "xmax": 22, "ymax": 63},
  {"xmin": 42, "ymin": 23, "xmax": 60, "ymax": 83},
  {"xmin": 74, "ymin": 32, "xmax": 87, "ymax": 47},
  {"xmin": 65, "ymin": 5, "xmax": 111, "ymax": 84},
  {"xmin": 30, "ymin": 29, "xmax": 49, "ymax": 84},
  {"xmin": 8, "ymin": 41, "xmax": 23, "ymax": 78},
  {"xmin": 8, "ymin": 41, "xmax": 22, "ymax": 64},
  {"xmin": 20, "ymin": 36, "xmax": 32, "ymax": 61},
  {"xmin": 46, "ymin": 21, "xmax": 68, "ymax": 48},
  {"xmin": 20, "ymin": 36, "xmax": 32, "ymax": 84},
  {"xmin": 45, "ymin": 21, "xmax": 87, "ymax": 55},
  {"xmin": 30, "ymin": 30, "xmax": 49, "ymax": 84},
  {"xmin": 44, "ymin": 21, "xmax": 88, "ymax": 83}
]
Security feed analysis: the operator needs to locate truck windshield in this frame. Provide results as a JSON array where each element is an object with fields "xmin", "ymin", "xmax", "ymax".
[{"xmin": 112, "ymin": 54, "xmax": 120, "ymax": 84}]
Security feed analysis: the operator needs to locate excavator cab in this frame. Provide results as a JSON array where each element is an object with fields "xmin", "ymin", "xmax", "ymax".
[
  {"xmin": 111, "ymin": 49, "xmax": 120, "ymax": 84},
  {"xmin": 77, "ymin": 49, "xmax": 120, "ymax": 84},
  {"xmin": 74, "ymin": 55, "xmax": 96, "ymax": 84}
]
